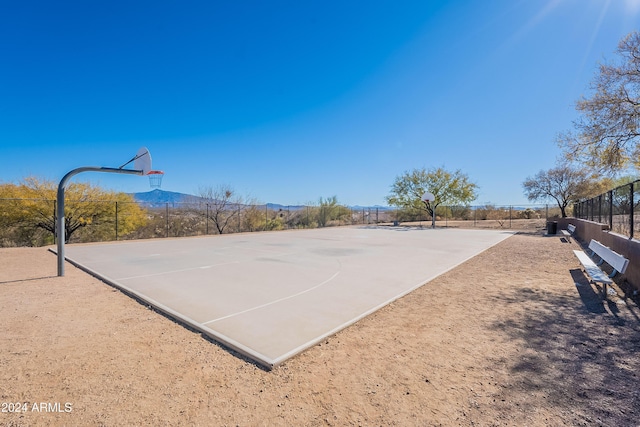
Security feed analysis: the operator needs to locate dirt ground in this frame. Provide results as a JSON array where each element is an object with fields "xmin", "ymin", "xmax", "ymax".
[{"xmin": 1, "ymin": 226, "xmax": 639, "ymax": 426}]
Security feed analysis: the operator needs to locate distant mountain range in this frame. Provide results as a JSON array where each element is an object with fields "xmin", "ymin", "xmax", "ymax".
[
  {"xmin": 131, "ymin": 190, "xmax": 540, "ymax": 210},
  {"xmin": 131, "ymin": 189, "xmax": 393, "ymax": 210},
  {"xmin": 132, "ymin": 189, "xmax": 199, "ymax": 206}
]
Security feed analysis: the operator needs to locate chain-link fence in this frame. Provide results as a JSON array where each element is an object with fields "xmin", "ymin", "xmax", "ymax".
[
  {"xmin": 430, "ymin": 204, "xmax": 558, "ymax": 230},
  {"xmin": 574, "ymin": 179, "xmax": 640, "ymax": 239},
  {"xmin": 0, "ymin": 199, "xmax": 557, "ymax": 247},
  {"xmin": 124, "ymin": 202, "xmax": 396, "ymax": 240}
]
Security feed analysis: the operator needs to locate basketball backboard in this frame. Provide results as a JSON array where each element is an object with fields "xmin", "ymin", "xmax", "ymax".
[
  {"xmin": 133, "ymin": 147, "xmax": 152, "ymax": 175},
  {"xmin": 421, "ymin": 192, "xmax": 435, "ymax": 203}
]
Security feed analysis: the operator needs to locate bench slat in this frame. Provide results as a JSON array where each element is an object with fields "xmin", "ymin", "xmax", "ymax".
[
  {"xmin": 573, "ymin": 250, "xmax": 613, "ymax": 284},
  {"xmin": 560, "ymin": 224, "xmax": 576, "ymax": 242},
  {"xmin": 587, "ymin": 240, "xmax": 629, "ymax": 274}
]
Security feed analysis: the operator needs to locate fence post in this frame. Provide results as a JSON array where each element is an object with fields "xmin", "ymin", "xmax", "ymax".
[
  {"xmin": 205, "ymin": 204, "xmax": 209, "ymax": 235},
  {"xmin": 586, "ymin": 199, "xmax": 589, "ymax": 220},
  {"xmin": 607, "ymin": 192, "xmax": 612, "ymax": 231},
  {"xmin": 509, "ymin": 206, "xmax": 512, "ymax": 228},
  {"xmin": 598, "ymin": 194, "xmax": 602, "ymax": 224},
  {"xmin": 115, "ymin": 201, "xmax": 119, "ymax": 241},
  {"xmin": 165, "ymin": 203, "xmax": 169, "ymax": 238},
  {"xmin": 630, "ymin": 182, "xmax": 634, "ymax": 239},
  {"xmin": 445, "ymin": 205, "xmax": 448, "ymax": 227}
]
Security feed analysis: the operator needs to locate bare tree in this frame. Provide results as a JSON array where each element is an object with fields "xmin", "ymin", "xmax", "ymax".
[
  {"xmin": 559, "ymin": 31, "xmax": 640, "ymax": 173},
  {"xmin": 522, "ymin": 166, "xmax": 594, "ymax": 217},
  {"xmin": 198, "ymin": 184, "xmax": 242, "ymax": 234}
]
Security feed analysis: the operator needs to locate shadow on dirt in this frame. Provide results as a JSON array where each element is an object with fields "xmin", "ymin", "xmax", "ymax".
[
  {"xmin": 489, "ymin": 271, "xmax": 640, "ymax": 425},
  {"xmin": 0, "ymin": 275, "xmax": 58, "ymax": 285},
  {"xmin": 570, "ymin": 269, "xmax": 607, "ymax": 314}
]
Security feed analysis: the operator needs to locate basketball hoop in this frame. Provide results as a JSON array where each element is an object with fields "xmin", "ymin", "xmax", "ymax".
[
  {"xmin": 147, "ymin": 170, "xmax": 164, "ymax": 189},
  {"xmin": 421, "ymin": 192, "xmax": 435, "ymax": 204}
]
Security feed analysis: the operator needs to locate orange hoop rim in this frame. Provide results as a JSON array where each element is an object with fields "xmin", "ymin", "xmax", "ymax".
[{"xmin": 147, "ymin": 170, "xmax": 164, "ymax": 175}]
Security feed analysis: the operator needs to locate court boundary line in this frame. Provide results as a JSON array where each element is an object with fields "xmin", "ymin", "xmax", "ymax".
[
  {"xmin": 269, "ymin": 230, "xmax": 516, "ymax": 366},
  {"xmin": 50, "ymin": 229, "xmax": 516, "ymax": 370},
  {"xmin": 49, "ymin": 248, "xmax": 277, "ymax": 369}
]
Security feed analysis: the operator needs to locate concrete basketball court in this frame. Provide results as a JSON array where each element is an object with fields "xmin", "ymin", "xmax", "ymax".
[{"xmin": 63, "ymin": 226, "xmax": 514, "ymax": 369}]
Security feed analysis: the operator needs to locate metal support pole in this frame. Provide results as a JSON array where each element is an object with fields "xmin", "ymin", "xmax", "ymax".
[
  {"xmin": 57, "ymin": 166, "xmax": 143, "ymax": 276},
  {"xmin": 53, "ymin": 200, "xmax": 57, "ymax": 245}
]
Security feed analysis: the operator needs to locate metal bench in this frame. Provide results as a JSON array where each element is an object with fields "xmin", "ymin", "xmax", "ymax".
[
  {"xmin": 573, "ymin": 239, "xmax": 629, "ymax": 297},
  {"xmin": 561, "ymin": 224, "xmax": 576, "ymax": 242}
]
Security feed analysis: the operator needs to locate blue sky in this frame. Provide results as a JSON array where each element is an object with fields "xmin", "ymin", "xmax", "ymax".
[{"xmin": 1, "ymin": 1, "xmax": 639, "ymax": 206}]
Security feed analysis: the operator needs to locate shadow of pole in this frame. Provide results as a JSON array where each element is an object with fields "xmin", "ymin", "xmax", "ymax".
[{"xmin": 0, "ymin": 276, "xmax": 58, "ymax": 285}]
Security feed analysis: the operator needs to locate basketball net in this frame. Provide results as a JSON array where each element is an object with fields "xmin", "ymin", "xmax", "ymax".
[{"xmin": 147, "ymin": 170, "xmax": 164, "ymax": 189}]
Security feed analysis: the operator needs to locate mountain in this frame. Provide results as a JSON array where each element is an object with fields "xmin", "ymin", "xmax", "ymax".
[
  {"xmin": 350, "ymin": 205, "xmax": 394, "ymax": 211},
  {"xmin": 265, "ymin": 203, "xmax": 307, "ymax": 211},
  {"xmin": 132, "ymin": 189, "xmax": 200, "ymax": 206},
  {"xmin": 131, "ymin": 189, "xmax": 392, "ymax": 210}
]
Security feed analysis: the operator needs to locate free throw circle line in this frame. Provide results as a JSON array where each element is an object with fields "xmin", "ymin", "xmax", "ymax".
[{"xmin": 203, "ymin": 270, "xmax": 341, "ymax": 325}]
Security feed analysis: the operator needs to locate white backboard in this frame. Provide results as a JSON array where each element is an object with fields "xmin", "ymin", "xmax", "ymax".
[
  {"xmin": 421, "ymin": 192, "xmax": 435, "ymax": 202},
  {"xmin": 134, "ymin": 147, "xmax": 152, "ymax": 175}
]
